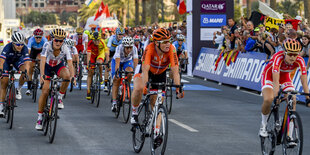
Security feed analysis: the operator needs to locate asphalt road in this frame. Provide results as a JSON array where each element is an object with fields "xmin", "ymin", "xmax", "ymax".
[{"xmin": 1, "ymin": 75, "xmax": 310, "ymax": 155}]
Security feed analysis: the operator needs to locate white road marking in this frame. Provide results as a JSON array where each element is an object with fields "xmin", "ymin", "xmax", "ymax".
[
  {"xmin": 241, "ymin": 90, "xmax": 261, "ymax": 97},
  {"xmin": 169, "ymin": 119, "xmax": 199, "ymax": 132}
]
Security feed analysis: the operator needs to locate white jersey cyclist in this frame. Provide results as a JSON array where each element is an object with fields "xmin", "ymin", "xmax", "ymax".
[
  {"xmin": 41, "ymin": 41, "xmax": 72, "ymax": 67},
  {"xmin": 113, "ymin": 44, "xmax": 138, "ymax": 63}
]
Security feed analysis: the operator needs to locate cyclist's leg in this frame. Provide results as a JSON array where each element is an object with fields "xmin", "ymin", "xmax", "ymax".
[
  {"xmin": 87, "ymin": 68, "xmax": 95, "ymax": 94},
  {"xmin": 57, "ymin": 66, "xmax": 71, "ymax": 94},
  {"xmin": 131, "ymin": 74, "xmax": 144, "ymax": 116},
  {"xmin": 96, "ymin": 57, "xmax": 104, "ymax": 80},
  {"xmin": 111, "ymin": 59, "xmax": 120, "ymax": 102}
]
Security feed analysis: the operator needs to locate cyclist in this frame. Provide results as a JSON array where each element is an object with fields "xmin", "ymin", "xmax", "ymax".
[
  {"xmin": 259, "ymin": 39, "xmax": 310, "ymax": 146},
  {"xmin": 26, "ymin": 28, "xmax": 48, "ymax": 95},
  {"xmin": 0, "ymin": 32, "xmax": 30, "ymax": 117},
  {"xmin": 73, "ymin": 27, "xmax": 88, "ymax": 54},
  {"xmin": 86, "ymin": 32, "xmax": 108, "ymax": 100},
  {"xmin": 173, "ymin": 34, "xmax": 188, "ymax": 60},
  {"xmin": 36, "ymin": 28, "xmax": 74, "ymax": 130},
  {"xmin": 105, "ymin": 28, "xmax": 124, "ymax": 91},
  {"xmin": 111, "ymin": 37, "xmax": 138, "ymax": 112},
  {"xmin": 133, "ymin": 35, "xmax": 144, "ymax": 61},
  {"xmin": 131, "ymin": 28, "xmax": 184, "ymax": 140},
  {"xmin": 64, "ymin": 39, "xmax": 79, "ymax": 79}
]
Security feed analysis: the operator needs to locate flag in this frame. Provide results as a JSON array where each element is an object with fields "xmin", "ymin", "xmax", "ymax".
[
  {"xmin": 103, "ymin": 4, "xmax": 111, "ymax": 18},
  {"xmin": 285, "ymin": 19, "xmax": 300, "ymax": 30},
  {"xmin": 88, "ymin": 0, "xmax": 98, "ymax": 9},
  {"xmin": 176, "ymin": 0, "xmax": 186, "ymax": 15},
  {"xmin": 94, "ymin": 2, "xmax": 105, "ymax": 21}
]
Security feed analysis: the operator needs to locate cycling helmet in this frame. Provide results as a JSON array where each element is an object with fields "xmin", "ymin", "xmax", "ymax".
[
  {"xmin": 64, "ymin": 39, "xmax": 75, "ymax": 47},
  {"xmin": 152, "ymin": 28, "xmax": 171, "ymax": 41},
  {"xmin": 33, "ymin": 28, "xmax": 44, "ymax": 37},
  {"xmin": 11, "ymin": 32, "xmax": 25, "ymax": 44},
  {"xmin": 115, "ymin": 28, "xmax": 125, "ymax": 35},
  {"xmin": 122, "ymin": 37, "xmax": 134, "ymax": 47},
  {"xmin": 283, "ymin": 38, "xmax": 302, "ymax": 53},
  {"xmin": 177, "ymin": 34, "xmax": 185, "ymax": 41},
  {"xmin": 91, "ymin": 31, "xmax": 100, "ymax": 40},
  {"xmin": 76, "ymin": 27, "xmax": 84, "ymax": 34},
  {"xmin": 51, "ymin": 28, "xmax": 66, "ymax": 39},
  {"xmin": 133, "ymin": 35, "xmax": 141, "ymax": 41}
]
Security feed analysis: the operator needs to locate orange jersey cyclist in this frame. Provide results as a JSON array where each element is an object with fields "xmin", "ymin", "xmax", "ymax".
[
  {"xmin": 131, "ymin": 28, "xmax": 184, "ymax": 126},
  {"xmin": 259, "ymin": 39, "xmax": 310, "ymax": 147}
]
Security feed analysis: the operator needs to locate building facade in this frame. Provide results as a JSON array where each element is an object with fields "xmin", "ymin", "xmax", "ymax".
[{"xmin": 16, "ymin": 0, "xmax": 85, "ymax": 15}]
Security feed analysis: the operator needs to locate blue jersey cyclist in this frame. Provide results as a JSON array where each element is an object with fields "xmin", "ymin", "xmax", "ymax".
[
  {"xmin": 105, "ymin": 27, "xmax": 124, "ymax": 90},
  {"xmin": 172, "ymin": 34, "xmax": 188, "ymax": 59},
  {"xmin": 26, "ymin": 28, "xmax": 48, "ymax": 95},
  {"xmin": 111, "ymin": 37, "xmax": 138, "ymax": 112},
  {"xmin": 36, "ymin": 28, "xmax": 75, "ymax": 130},
  {"xmin": 0, "ymin": 32, "xmax": 30, "ymax": 117}
]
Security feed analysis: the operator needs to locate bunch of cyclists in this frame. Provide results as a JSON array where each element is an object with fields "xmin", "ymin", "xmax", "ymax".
[{"xmin": 0, "ymin": 26, "xmax": 187, "ymax": 134}]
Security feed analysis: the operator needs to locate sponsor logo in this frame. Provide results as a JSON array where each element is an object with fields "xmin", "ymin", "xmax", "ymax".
[
  {"xmin": 201, "ymin": 1, "xmax": 226, "ymax": 13},
  {"xmin": 201, "ymin": 15, "xmax": 226, "ymax": 27}
]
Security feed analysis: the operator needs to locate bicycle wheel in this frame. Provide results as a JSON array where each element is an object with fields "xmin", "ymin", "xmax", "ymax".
[
  {"xmin": 150, "ymin": 104, "xmax": 168, "ymax": 155},
  {"xmin": 32, "ymin": 77, "xmax": 38, "ymax": 103},
  {"xmin": 96, "ymin": 74, "xmax": 101, "ymax": 108},
  {"xmin": 260, "ymin": 110, "xmax": 277, "ymax": 155},
  {"xmin": 107, "ymin": 75, "xmax": 112, "ymax": 96},
  {"xmin": 5, "ymin": 87, "xmax": 10, "ymax": 124},
  {"xmin": 48, "ymin": 94, "xmax": 58, "ymax": 143},
  {"xmin": 165, "ymin": 85, "xmax": 173, "ymax": 114},
  {"xmin": 6, "ymin": 85, "xmax": 16, "ymax": 129},
  {"xmin": 132, "ymin": 100, "xmax": 147, "ymax": 153},
  {"xmin": 43, "ymin": 109, "xmax": 49, "ymax": 136},
  {"xmin": 78, "ymin": 64, "xmax": 83, "ymax": 90},
  {"xmin": 122, "ymin": 81, "xmax": 131, "ymax": 123},
  {"xmin": 69, "ymin": 79, "xmax": 74, "ymax": 92},
  {"xmin": 91, "ymin": 77, "xmax": 96, "ymax": 104},
  {"xmin": 282, "ymin": 111, "xmax": 303, "ymax": 155}
]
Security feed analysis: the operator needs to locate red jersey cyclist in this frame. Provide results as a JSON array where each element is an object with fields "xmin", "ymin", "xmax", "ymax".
[{"xmin": 259, "ymin": 39, "xmax": 310, "ymax": 145}]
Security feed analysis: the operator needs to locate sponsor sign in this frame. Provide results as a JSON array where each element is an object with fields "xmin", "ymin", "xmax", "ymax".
[
  {"xmin": 201, "ymin": 14, "xmax": 226, "ymax": 27},
  {"xmin": 201, "ymin": 1, "xmax": 226, "ymax": 13},
  {"xmin": 200, "ymin": 28, "xmax": 221, "ymax": 41},
  {"xmin": 265, "ymin": 16, "xmax": 285, "ymax": 31},
  {"xmin": 193, "ymin": 48, "xmax": 310, "ymax": 95}
]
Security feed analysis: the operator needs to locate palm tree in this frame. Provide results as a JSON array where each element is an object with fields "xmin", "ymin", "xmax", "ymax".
[
  {"xmin": 141, "ymin": 0, "xmax": 146, "ymax": 25},
  {"xmin": 270, "ymin": 0, "xmax": 276, "ymax": 10},
  {"xmin": 305, "ymin": 0, "xmax": 310, "ymax": 24},
  {"xmin": 78, "ymin": 3, "xmax": 100, "ymax": 24},
  {"xmin": 246, "ymin": 0, "xmax": 251, "ymax": 18},
  {"xmin": 151, "ymin": 0, "xmax": 158, "ymax": 23},
  {"xmin": 135, "ymin": 0, "xmax": 139, "ymax": 25},
  {"xmin": 161, "ymin": 0, "xmax": 164, "ymax": 22}
]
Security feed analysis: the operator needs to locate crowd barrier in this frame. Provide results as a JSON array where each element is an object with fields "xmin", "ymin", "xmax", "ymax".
[{"xmin": 193, "ymin": 48, "xmax": 310, "ymax": 100}]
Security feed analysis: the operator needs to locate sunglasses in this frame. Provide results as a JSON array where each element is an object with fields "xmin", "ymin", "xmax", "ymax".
[
  {"xmin": 178, "ymin": 40, "xmax": 184, "ymax": 41},
  {"xmin": 35, "ymin": 37, "xmax": 42, "ymax": 39},
  {"xmin": 125, "ymin": 46, "xmax": 133, "ymax": 49},
  {"xmin": 78, "ymin": 33, "xmax": 83, "ymax": 35},
  {"xmin": 54, "ymin": 39, "xmax": 64, "ymax": 43},
  {"xmin": 158, "ymin": 40, "xmax": 171, "ymax": 44},
  {"xmin": 14, "ymin": 43, "xmax": 24, "ymax": 46},
  {"xmin": 286, "ymin": 52, "xmax": 298, "ymax": 57}
]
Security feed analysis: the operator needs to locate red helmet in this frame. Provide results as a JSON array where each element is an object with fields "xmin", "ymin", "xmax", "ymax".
[
  {"xmin": 33, "ymin": 28, "xmax": 43, "ymax": 37},
  {"xmin": 133, "ymin": 35, "xmax": 141, "ymax": 41}
]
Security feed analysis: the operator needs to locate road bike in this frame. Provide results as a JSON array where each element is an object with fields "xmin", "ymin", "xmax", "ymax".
[
  {"xmin": 260, "ymin": 89, "xmax": 308, "ymax": 155},
  {"xmin": 2, "ymin": 68, "xmax": 27, "ymax": 129},
  {"xmin": 164, "ymin": 69, "xmax": 173, "ymax": 114},
  {"xmin": 77, "ymin": 53, "xmax": 87, "ymax": 90},
  {"xmin": 41, "ymin": 73, "xmax": 70, "ymax": 143},
  {"xmin": 131, "ymin": 82, "xmax": 182, "ymax": 154},
  {"xmin": 114, "ymin": 70, "xmax": 134, "ymax": 123},
  {"xmin": 31, "ymin": 59, "xmax": 40, "ymax": 103},
  {"xmin": 89, "ymin": 62, "xmax": 107, "ymax": 107}
]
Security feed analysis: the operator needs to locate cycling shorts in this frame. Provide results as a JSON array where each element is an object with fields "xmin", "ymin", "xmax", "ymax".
[
  {"xmin": 29, "ymin": 48, "xmax": 42, "ymax": 60},
  {"xmin": 44, "ymin": 61, "xmax": 66, "ymax": 77},
  {"xmin": 261, "ymin": 65, "xmax": 295, "ymax": 91},
  {"xmin": 2, "ymin": 58, "xmax": 26, "ymax": 77},
  {"xmin": 109, "ymin": 50, "xmax": 115, "ymax": 59},
  {"xmin": 111, "ymin": 59, "xmax": 134, "ymax": 78},
  {"xmin": 90, "ymin": 53, "xmax": 105, "ymax": 69},
  {"xmin": 134, "ymin": 64, "xmax": 166, "ymax": 90}
]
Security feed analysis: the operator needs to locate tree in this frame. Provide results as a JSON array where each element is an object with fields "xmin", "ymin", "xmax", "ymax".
[
  {"xmin": 161, "ymin": 0, "xmax": 164, "ymax": 22},
  {"xmin": 78, "ymin": 3, "xmax": 100, "ymax": 24},
  {"xmin": 23, "ymin": 11, "xmax": 57, "ymax": 26},
  {"xmin": 270, "ymin": 0, "xmax": 276, "ymax": 10},
  {"xmin": 246, "ymin": 0, "xmax": 251, "ymax": 18},
  {"xmin": 135, "ymin": 0, "xmax": 139, "ymax": 25},
  {"xmin": 141, "ymin": 0, "xmax": 146, "ymax": 25},
  {"xmin": 151, "ymin": 0, "xmax": 158, "ymax": 23},
  {"xmin": 305, "ymin": 0, "xmax": 310, "ymax": 23},
  {"xmin": 276, "ymin": 0, "xmax": 301, "ymax": 18}
]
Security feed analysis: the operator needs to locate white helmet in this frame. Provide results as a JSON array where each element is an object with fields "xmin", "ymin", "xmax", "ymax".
[
  {"xmin": 122, "ymin": 36, "xmax": 134, "ymax": 47},
  {"xmin": 11, "ymin": 32, "xmax": 25, "ymax": 44},
  {"xmin": 64, "ymin": 39, "xmax": 75, "ymax": 47},
  {"xmin": 177, "ymin": 34, "xmax": 185, "ymax": 40}
]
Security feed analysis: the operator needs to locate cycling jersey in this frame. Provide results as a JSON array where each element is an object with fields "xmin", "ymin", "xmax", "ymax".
[
  {"xmin": 172, "ymin": 41, "xmax": 187, "ymax": 57},
  {"xmin": 27, "ymin": 36, "xmax": 48, "ymax": 59},
  {"xmin": 142, "ymin": 42, "xmax": 178, "ymax": 75},
  {"xmin": 113, "ymin": 44, "xmax": 138, "ymax": 63},
  {"xmin": 67, "ymin": 45, "xmax": 78, "ymax": 56},
  {"xmin": 73, "ymin": 33, "xmax": 88, "ymax": 53},
  {"xmin": 107, "ymin": 35, "xmax": 122, "ymax": 52},
  {"xmin": 87, "ymin": 39, "xmax": 107, "ymax": 64},
  {"xmin": 261, "ymin": 51, "xmax": 307, "ymax": 91},
  {"xmin": 0, "ymin": 43, "xmax": 30, "ymax": 76},
  {"xmin": 41, "ymin": 41, "xmax": 72, "ymax": 67}
]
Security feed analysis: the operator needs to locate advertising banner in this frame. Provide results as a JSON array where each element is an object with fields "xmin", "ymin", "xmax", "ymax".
[
  {"xmin": 200, "ymin": 1, "xmax": 226, "ymax": 13},
  {"xmin": 265, "ymin": 16, "xmax": 285, "ymax": 31},
  {"xmin": 200, "ymin": 14, "xmax": 226, "ymax": 27},
  {"xmin": 193, "ymin": 48, "xmax": 309, "ymax": 96}
]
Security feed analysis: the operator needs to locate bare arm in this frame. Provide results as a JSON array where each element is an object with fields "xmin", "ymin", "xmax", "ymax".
[
  {"xmin": 141, "ymin": 64, "xmax": 150, "ymax": 86},
  {"xmin": 133, "ymin": 58, "xmax": 138, "ymax": 69},
  {"xmin": 300, "ymin": 74, "xmax": 310, "ymax": 99},
  {"xmin": 272, "ymin": 72, "xmax": 280, "ymax": 97},
  {"xmin": 67, "ymin": 59, "xmax": 75, "ymax": 78}
]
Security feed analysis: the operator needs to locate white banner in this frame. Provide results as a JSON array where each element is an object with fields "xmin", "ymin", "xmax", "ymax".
[
  {"xmin": 187, "ymin": 14, "xmax": 193, "ymax": 76},
  {"xmin": 200, "ymin": 28, "xmax": 221, "ymax": 41}
]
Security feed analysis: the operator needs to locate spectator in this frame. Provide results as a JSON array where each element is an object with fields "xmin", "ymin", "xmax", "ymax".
[
  {"xmin": 213, "ymin": 27, "xmax": 225, "ymax": 49},
  {"xmin": 227, "ymin": 18, "xmax": 237, "ymax": 49},
  {"xmin": 232, "ymin": 29, "xmax": 242, "ymax": 54},
  {"xmin": 300, "ymin": 34, "xmax": 310, "ymax": 58},
  {"xmin": 246, "ymin": 21, "xmax": 255, "ymax": 36},
  {"xmin": 258, "ymin": 32, "xmax": 275, "ymax": 61},
  {"xmin": 269, "ymin": 28, "xmax": 279, "ymax": 47},
  {"xmin": 243, "ymin": 30, "xmax": 256, "ymax": 52},
  {"xmin": 275, "ymin": 34, "xmax": 286, "ymax": 52},
  {"xmin": 286, "ymin": 29, "xmax": 297, "ymax": 39}
]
